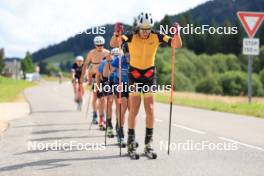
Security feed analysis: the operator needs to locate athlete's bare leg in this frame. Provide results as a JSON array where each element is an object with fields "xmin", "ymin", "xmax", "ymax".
[{"xmin": 128, "ymin": 94, "xmax": 141, "ymax": 129}]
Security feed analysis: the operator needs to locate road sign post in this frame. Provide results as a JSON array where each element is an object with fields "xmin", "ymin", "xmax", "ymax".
[
  {"xmin": 248, "ymin": 55, "xmax": 252, "ymax": 103},
  {"xmin": 237, "ymin": 11, "xmax": 264, "ymax": 103}
]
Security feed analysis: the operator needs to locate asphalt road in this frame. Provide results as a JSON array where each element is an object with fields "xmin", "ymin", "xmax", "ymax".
[{"xmin": 0, "ymin": 81, "xmax": 264, "ymax": 176}]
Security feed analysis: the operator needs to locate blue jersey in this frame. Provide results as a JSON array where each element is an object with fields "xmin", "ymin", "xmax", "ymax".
[
  {"xmin": 98, "ymin": 59, "xmax": 114, "ymax": 82},
  {"xmin": 111, "ymin": 55, "xmax": 129, "ymax": 84}
]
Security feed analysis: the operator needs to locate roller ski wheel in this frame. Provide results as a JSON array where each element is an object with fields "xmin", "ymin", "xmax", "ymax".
[
  {"xmin": 127, "ymin": 142, "xmax": 140, "ymax": 160},
  {"xmin": 144, "ymin": 145, "xmax": 157, "ymax": 159},
  {"xmin": 92, "ymin": 118, "xmax": 98, "ymax": 125},
  {"xmin": 99, "ymin": 125, "xmax": 106, "ymax": 131},
  {"xmin": 98, "ymin": 117, "xmax": 105, "ymax": 131},
  {"xmin": 117, "ymin": 138, "xmax": 126, "ymax": 148},
  {"xmin": 107, "ymin": 128, "xmax": 114, "ymax": 138},
  {"xmin": 128, "ymin": 150, "xmax": 140, "ymax": 160},
  {"xmin": 92, "ymin": 113, "xmax": 98, "ymax": 125},
  {"xmin": 77, "ymin": 101, "xmax": 82, "ymax": 111}
]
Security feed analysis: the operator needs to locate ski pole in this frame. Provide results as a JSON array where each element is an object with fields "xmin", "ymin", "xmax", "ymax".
[
  {"xmin": 115, "ymin": 22, "xmax": 124, "ymax": 156},
  {"xmin": 168, "ymin": 23, "xmax": 179, "ymax": 155},
  {"xmin": 87, "ymin": 87, "xmax": 94, "ymax": 131},
  {"xmin": 118, "ymin": 46, "xmax": 122, "ymax": 156},
  {"xmin": 105, "ymin": 56, "xmax": 111, "ymax": 145},
  {"xmin": 85, "ymin": 85, "xmax": 92, "ymax": 119}
]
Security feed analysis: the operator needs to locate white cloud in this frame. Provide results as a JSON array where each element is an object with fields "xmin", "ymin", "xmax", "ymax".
[{"xmin": 0, "ymin": 0, "xmax": 209, "ymax": 57}]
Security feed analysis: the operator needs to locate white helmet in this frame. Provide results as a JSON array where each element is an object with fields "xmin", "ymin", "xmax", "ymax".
[
  {"xmin": 93, "ymin": 36, "xmax": 105, "ymax": 45},
  {"xmin": 75, "ymin": 56, "xmax": 84, "ymax": 61},
  {"xmin": 111, "ymin": 48, "xmax": 120, "ymax": 56},
  {"xmin": 137, "ymin": 12, "xmax": 154, "ymax": 29}
]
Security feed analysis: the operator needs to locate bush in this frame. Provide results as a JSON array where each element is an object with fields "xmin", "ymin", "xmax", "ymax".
[
  {"xmin": 260, "ymin": 69, "xmax": 264, "ymax": 87},
  {"xmin": 161, "ymin": 72, "xmax": 194, "ymax": 91},
  {"xmin": 220, "ymin": 71, "xmax": 264, "ymax": 96},
  {"xmin": 196, "ymin": 75, "xmax": 223, "ymax": 94}
]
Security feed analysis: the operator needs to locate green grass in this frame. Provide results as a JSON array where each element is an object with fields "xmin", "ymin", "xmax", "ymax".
[
  {"xmin": 155, "ymin": 93, "xmax": 264, "ymax": 119},
  {"xmin": 0, "ymin": 76, "xmax": 35, "ymax": 102}
]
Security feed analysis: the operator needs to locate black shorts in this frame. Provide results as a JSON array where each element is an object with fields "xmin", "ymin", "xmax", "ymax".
[
  {"xmin": 128, "ymin": 66, "xmax": 157, "ymax": 93},
  {"xmin": 74, "ymin": 76, "xmax": 81, "ymax": 83},
  {"xmin": 96, "ymin": 78, "xmax": 114, "ymax": 98},
  {"xmin": 114, "ymin": 82, "xmax": 129, "ymax": 98}
]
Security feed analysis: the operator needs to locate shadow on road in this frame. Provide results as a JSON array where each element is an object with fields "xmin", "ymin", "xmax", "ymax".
[
  {"xmin": 31, "ymin": 129, "xmax": 92, "ymax": 135},
  {"xmin": 31, "ymin": 110, "xmax": 78, "ymax": 114},
  {"xmin": 0, "ymin": 155, "xmax": 127, "ymax": 172},
  {"xmin": 13, "ymin": 123, "xmax": 91, "ymax": 128},
  {"xmin": 28, "ymin": 134, "xmax": 105, "ymax": 141}
]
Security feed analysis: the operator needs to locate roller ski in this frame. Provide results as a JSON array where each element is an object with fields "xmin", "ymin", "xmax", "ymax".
[
  {"xmin": 116, "ymin": 127, "xmax": 126, "ymax": 148},
  {"xmin": 98, "ymin": 116, "xmax": 106, "ymax": 131},
  {"xmin": 127, "ymin": 141, "xmax": 140, "ymax": 160},
  {"xmin": 144, "ymin": 143, "xmax": 157, "ymax": 159},
  {"xmin": 117, "ymin": 137, "xmax": 126, "ymax": 148},
  {"xmin": 106, "ymin": 127, "xmax": 114, "ymax": 138},
  {"xmin": 92, "ymin": 112, "xmax": 98, "ymax": 124},
  {"xmin": 76, "ymin": 99, "xmax": 82, "ymax": 111}
]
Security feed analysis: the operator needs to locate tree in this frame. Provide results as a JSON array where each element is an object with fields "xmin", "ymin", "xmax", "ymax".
[
  {"xmin": 0, "ymin": 48, "xmax": 5, "ymax": 74},
  {"xmin": 132, "ymin": 17, "xmax": 138, "ymax": 31},
  {"xmin": 205, "ymin": 20, "xmax": 220, "ymax": 54},
  {"xmin": 260, "ymin": 25, "xmax": 264, "ymax": 46},
  {"xmin": 21, "ymin": 51, "xmax": 35, "ymax": 78},
  {"xmin": 196, "ymin": 74, "xmax": 223, "ymax": 94}
]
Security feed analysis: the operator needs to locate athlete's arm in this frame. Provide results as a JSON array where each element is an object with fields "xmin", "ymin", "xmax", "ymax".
[
  {"xmin": 95, "ymin": 71, "xmax": 101, "ymax": 92},
  {"xmin": 110, "ymin": 32, "xmax": 133, "ymax": 47},
  {"xmin": 157, "ymin": 31, "xmax": 182, "ymax": 48},
  {"xmin": 80, "ymin": 52, "xmax": 91, "ymax": 83},
  {"xmin": 71, "ymin": 64, "xmax": 76, "ymax": 83},
  {"xmin": 102, "ymin": 54, "xmax": 111, "ymax": 78},
  {"xmin": 171, "ymin": 34, "xmax": 182, "ymax": 48}
]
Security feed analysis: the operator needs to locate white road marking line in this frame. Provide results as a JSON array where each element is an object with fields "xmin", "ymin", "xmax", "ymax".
[
  {"xmin": 218, "ymin": 137, "xmax": 264, "ymax": 152},
  {"xmin": 172, "ymin": 124, "xmax": 206, "ymax": 135},
  {"xmin": 155, "ymin": 119, "xmax": 163, "ymax": 122}
]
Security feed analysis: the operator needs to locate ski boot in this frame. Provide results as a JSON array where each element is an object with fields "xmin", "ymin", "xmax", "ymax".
[
  {"xmin": 127, "ymin": 140, "xmax": 140, "ymax": 160},
  {"xmin": 99, "ymin": 116, "xmax": 106, "ymax": 131},
  {"xmin": 116, "ymin": 127, "xmax": 126, "ymax": 148},
  {"xmin": 144, "ymin": 142, "xmax": 157, "ymax": 159},
  {"xmin": 92, "ymin": 112, "xmax": 98, "ymax": 125},
  {"xmin": 107, "ymin": 127, "xmax": 114, "ymax": 138}
]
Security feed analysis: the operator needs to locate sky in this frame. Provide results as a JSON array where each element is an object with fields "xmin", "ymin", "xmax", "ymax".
[{"xmin": 0, "ymin": 0, "xmax": 210, "ymax": 58}]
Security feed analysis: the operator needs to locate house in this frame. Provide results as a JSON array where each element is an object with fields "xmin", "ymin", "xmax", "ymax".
[{"xmin": 3, "ymin": 58, "xmax": 22, "ymax": 79}]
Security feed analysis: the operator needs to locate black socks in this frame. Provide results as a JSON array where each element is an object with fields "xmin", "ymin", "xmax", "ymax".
[{"xmin": 145, "ymin": 128, "xmax": 153, "ymax": 144}]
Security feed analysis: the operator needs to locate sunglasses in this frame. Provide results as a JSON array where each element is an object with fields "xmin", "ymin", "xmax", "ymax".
[
  {"xmin": 140, "ymin": 28, "xmax": 151, "ymax": 33},
  {"xmin": 96, "ymin": 45, "xmax": 103, "ymax": 47}
]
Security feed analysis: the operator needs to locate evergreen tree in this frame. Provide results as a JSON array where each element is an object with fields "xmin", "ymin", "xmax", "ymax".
[
  {"xmin": 0, "ymin": 48, "xmax": 5, "ymax": 74},
  {"xmin": 260, "ymin": 25, "xmax": 264, "ymax": 46},
  {"xmin": 205, "ymin": 20, "xmax": 220, "ymax": 54},
  {"xmin": 21, "ymin": 51, "xmax": 35, "ymax": 78}
]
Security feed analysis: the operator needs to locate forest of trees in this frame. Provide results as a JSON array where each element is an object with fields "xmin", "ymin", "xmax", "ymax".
[
  {"xmin": 0, "ymin": 48, "xmax": 4, "ymax": 74},
  {"xmin": 155, "ymin": 47, "xmax": 264, "ymax": 96}
]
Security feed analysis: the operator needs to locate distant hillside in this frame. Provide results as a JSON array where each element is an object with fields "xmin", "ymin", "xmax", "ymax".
[
  {"xmin": 32, "ymin": 24, "xmax": 132, "ymax": 62},
  {"xmin": 170, "ymin": 0, "xmax": 264, "ymax": 25},
  {"xmin": 32, "ymin": 0, "xmax": 264, "ymax": 63}
]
